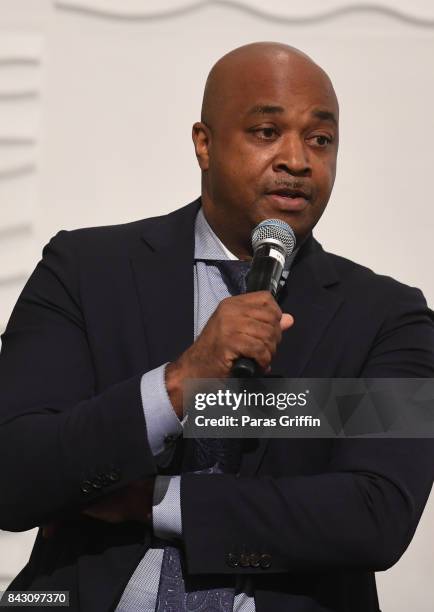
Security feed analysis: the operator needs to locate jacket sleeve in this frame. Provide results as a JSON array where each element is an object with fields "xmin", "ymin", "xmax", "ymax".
[
  {"xmin": 181, "ymin": 285, "xmax": 434, "ymax": 575},
  {"xmin": 0, "ymin": 231, "xmax": 156, "ymax": 532}
]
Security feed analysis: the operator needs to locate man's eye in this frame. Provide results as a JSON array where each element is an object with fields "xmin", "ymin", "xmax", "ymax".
[
  {"xmin": 252, "ymin": 127, "xmax": 279, "ymax": 140},
  {"xmin": 309, "ymin": 135, "xmax": 333, "ymax": 147}
]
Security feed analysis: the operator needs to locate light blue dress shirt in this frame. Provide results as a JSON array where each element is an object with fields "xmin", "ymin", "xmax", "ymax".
[{"xmin": 116, "ymin": 208, "xmax": 296, "ymax": 611}]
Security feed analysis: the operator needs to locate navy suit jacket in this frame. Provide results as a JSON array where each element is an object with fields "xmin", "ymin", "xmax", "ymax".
[{"xmin": 1, "ymin": 199, "xmax": 434, "ymax": 611}]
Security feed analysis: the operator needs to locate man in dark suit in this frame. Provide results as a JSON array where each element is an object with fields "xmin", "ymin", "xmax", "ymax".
[{"xmin": 0, "ymin": 42, "xmax": 433, "ymax": 612}]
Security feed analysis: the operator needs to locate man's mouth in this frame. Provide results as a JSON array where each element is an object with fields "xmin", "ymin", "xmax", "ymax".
[
  {"xmin": 265, "ymin": 187, "xmax": 311, "ymax": 211},
  {"xmin": 267, "ymin": 187, "xmax": 311, "ymax": 200}
]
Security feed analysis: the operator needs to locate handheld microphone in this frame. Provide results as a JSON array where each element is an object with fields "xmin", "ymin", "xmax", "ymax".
[{"xmin": 231, "ymin": 219, "xmax": 296, "ymax": 378}]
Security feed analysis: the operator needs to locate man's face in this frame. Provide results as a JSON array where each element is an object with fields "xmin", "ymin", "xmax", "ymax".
[{"xmin": 195, "ymin": 53, "xmax": 339, "ymax": 254}]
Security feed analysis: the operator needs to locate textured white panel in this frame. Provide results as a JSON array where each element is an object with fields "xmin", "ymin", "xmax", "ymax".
[
  {"xmin": 233, "ymin": 0, "xmax": 434, "ymax": 22},
  {"xmin": 55, "ymin": 0, "xmax": 202, "ymax": 17},
  {"xmin": 0, "ymin": 34, "xmax": 43, "ymax": 61},
  {"xmin": 0, "ymin": 530, "xmax": 37, "ymax": 590},
  {"xmin": 0, "ymin": 278, "xmax": 28, "ymax": 334},
  {"xmin": 0, "ymin": 173, "xmax": 36, "ymax": 240},
  {"xmin": 0, "ymin": 104, "xmax": 40, "ymax": 143},
  {"xmin": 0, "ymin": 33, "xmax": 42, "ymax": 171},
  {"xmin": 0, "ymin": 147, "xmax": 36, "ymax": 174},
  {"xmin": 0, "ymin": 67, "xmax": 40, "ymax": 97},
  {"xmin": 0, "ymin": 173, "xmax": 37, "ymax": 228},
  {"xmin": 0, "ymin": 38, "xmax": 42, "ymax": 142},
  {"xmin": 54, "ymin": 0, "xmax": 434, "ymax": 21},
  {"xmin": 0, "ymin": 229, "xmax": 34, "ymax": 280},
  {"xmin": 0, "ymin": 32, "xmax": 43, "ymax": 330}
]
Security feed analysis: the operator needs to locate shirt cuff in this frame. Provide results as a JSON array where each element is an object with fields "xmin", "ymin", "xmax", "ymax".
[
  {"xmin": 140, "ymin": 364, "xmax": 183, "ymax": 458},
  {"xmin": 152, "ymin": 475, "xmax": 182, "ymax": 540}
]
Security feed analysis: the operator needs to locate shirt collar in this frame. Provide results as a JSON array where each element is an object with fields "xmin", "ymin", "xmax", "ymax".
[
  {"xmin": 194, "ymin": 206, "xmax": 298, "ymax": 269},
  {"xmin": 194, "ymin": 207, "xmax": 237, "ymax": 260}
]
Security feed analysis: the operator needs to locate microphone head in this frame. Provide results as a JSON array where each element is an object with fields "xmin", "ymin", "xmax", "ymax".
[{"xmin": 251, "ymin": 219, "xmax": 296, "ymax": 258}]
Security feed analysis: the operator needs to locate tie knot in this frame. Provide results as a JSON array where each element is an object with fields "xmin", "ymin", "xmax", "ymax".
[{"xmin": 211, "ymin": 260, "xmax": 251, "ymax": 295}]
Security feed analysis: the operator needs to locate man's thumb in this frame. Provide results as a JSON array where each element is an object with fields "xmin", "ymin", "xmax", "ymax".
[{"xmin": 280, "ymin": 313, "xmax": 294, "ymax": 331}]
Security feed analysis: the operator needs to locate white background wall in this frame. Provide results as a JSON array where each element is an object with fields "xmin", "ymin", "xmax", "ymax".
[{"xmin": 0, "ymin": 1, "xmax": 433, "ymax": 609}]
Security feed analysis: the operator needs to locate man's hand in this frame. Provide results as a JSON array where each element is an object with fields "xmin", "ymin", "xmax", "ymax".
[
  {"xmin": 82, "ymin": 478, "xmax": 155, "ymax": 524},
  {"xmin": 166, "ymin": 291, "xmax": 294, "ymax": 416}
]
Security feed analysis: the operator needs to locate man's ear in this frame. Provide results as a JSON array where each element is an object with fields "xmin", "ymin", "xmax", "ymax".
[{"xmin": 192, "ymin": 122, "xmax": 211, "ymax": 170}]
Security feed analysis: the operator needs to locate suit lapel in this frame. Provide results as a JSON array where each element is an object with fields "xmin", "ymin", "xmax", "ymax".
[
  {"xmin": 131, "ymin": 208, "xmax": 343, "ymax": 478},
  {"xmin": 272, "ymin": 238, "xmax": 343, "ymax": 377},
  {"xmin": 240, "ymin": 238, "xmax": 343, "ymax": 476},
  {"xmin": 130, "ymin": 200, "xmax": 200, "ymax": 369}
]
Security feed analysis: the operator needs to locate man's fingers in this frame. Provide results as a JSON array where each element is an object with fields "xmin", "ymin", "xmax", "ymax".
[
  {"xmin": 234, "ymin": 320, "xmax": 281, "ymax": 349},
  {"xmin": 225, "ymin": 292, "xmax": 282, "ymax": 323},
  {"xmin": 280, "ymin": 313, "xmax": 294, "ymax": 331},
  {"xmin": 233, "ymin": 334, "xmax": 273, "ymax": 370}
]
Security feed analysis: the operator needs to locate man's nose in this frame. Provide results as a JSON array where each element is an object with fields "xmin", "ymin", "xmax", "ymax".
[{"xmin": 272, "ymin": 134, "xmax": 311, "ymax": 177}]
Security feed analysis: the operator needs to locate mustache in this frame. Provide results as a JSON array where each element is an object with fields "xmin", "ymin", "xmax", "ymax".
[
  {"xmin": 265, "ymin": 180, "xmax": 313, "ymax": 198},
  {"xmin": 270, "ymin": 180, "xmax": 309, "ymax": 190}
]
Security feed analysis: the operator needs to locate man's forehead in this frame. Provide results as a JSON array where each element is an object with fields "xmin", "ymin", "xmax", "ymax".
[
  {"xmin": 229, "ymin": 72, "xmax": 338, "ymax": 119},
  {"xmin": 201, "ymin": 43, "xmax": 338, "ymax": 125}
]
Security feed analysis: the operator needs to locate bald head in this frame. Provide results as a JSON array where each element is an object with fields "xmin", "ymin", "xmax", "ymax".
[
  {"xmin": 201, "ymin": 42, "xmax": 338, "ymax": 128},
  {"xmin": 192, "ymin": 41, "xmax": 339, "ymax": 256}
]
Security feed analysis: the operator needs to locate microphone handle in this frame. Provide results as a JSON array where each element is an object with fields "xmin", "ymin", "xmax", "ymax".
[
  {"xmin": 231, "ymin": 356, "xmax": 259, "ymax": 378},
  {"xmin": 230, "ymin": 253, "xmax": 283, "ymax": 378}
]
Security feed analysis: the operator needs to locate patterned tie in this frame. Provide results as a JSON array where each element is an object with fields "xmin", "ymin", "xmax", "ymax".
[
  {"xmin": 212, "ymin": 260, "xmax": 251, "ymax": 296},
  {"xmin": 155, "ymin": 260, "xmax": 250, "ymax": 612}
]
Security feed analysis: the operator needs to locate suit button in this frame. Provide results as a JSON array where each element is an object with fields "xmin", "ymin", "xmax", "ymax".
[
  {"xmin": 226, "ymin": 553, "xmax": 240, "ymax": 568},
  {"xmin": 249, "ymin": 552, "xmax": 261, "ymax": 568},
  {"xmin": 92, "ymin": 476, "xmax": 103, "ymax": 489},
  {"xmin": 164, "ymin": 434, "xmax": 178, "ymax": 445},
  {"xmin": 108, "ymin": 469, "xmax": 120, "ymax": 482},
  {"xmin": 259, "ymin": 553, "xmax": 272, "ymax": 569},
  {"xmin": 239, "ymin": 553, "xmax": 250, "ymax": 568},
  {"xmin": 80, "ymin": 480, "xmax": 93, "ymax": 494},
  {"xmin": 97, "ymin": 473, "xmax": 110, "ymax": 486}
]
